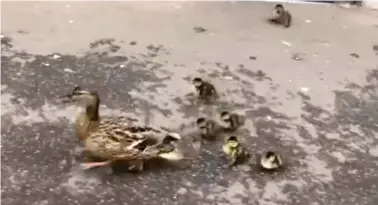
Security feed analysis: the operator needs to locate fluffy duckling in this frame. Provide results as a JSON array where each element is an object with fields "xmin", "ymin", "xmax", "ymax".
[
  {"xmin": 258, "ymin": 151, "xmax": 283, "ymax": 171},
  {"xmin": 268, "ymin": 4, "xmax": 292, "ymax": 28},
  {"xmin": 195, "ymin": 117, "xmax": 221, "ymax": 140},
  {"xmin": 61, "ymin": 86, "xmax": 185, "ymax": 171},
  {"xmin": 219, "ymin": 111, "xmax": 245, "ymax": 132},
  {"xmin": 222, "ymin": 136, "xmax": 249, "ymax": 167},
  {"xmin": 192, "ymin": 77, "xmax": 218, "ymax": 103}
]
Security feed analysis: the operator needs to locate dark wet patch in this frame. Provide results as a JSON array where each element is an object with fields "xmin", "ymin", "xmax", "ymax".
[{"xmin": 3, "ymin": 34, "xmax": 378, "ymax": 205}]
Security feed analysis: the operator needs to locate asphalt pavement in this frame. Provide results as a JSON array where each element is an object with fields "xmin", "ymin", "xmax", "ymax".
[{"xmin": 1, "ymin": 2, "xmax": 378, "ymax": 205}]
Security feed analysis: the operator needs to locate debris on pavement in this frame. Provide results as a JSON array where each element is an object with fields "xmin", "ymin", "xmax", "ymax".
[
  {"xmin": 281, "ymin": 40, "xmax": 292, "ymax": 47},
  {"xmin": 299, "ymin": 87, "xmax": 309, "ymax": 93},
  {"xmin": 350, "ymin": 53, "xmax": 360, "ymax": 58},
  {"xmin": 292, "ymin": 53, "xmax": 306, "ymax": 61},
  {"xmin": 129, "ymin": 41, "xmax": 137, "ymax": 46},
  {"xmin": 373, "ymin": 44, "xmax": 378, "ymax": 55},
  {"xmin": 249, "ymin": 56, "xmax": 257, "ymax": 60},
  {"xmin": 193, "ymin": 27, "xmax": 207, "ymax": 33},
  {"xmin": 63, "ymin": 68, "xmax": 76, "ymax": 73}
]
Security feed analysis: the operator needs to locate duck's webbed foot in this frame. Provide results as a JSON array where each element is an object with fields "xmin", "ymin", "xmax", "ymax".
[{"xmin": 128, "ymin": 159, "xmax": 144, "ymax": 172}]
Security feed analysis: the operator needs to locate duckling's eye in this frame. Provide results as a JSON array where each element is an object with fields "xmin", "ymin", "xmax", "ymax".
[{"xmin": 228, "ymin": 136, "xmax": 238, "ymax": 142}]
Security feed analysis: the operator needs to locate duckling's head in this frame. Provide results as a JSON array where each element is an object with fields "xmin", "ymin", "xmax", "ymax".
[
  {"xmin": 192, "ymin": 77, "xmax": 203, "ymax": 87},
  {"xmin": 225, "ymin": 136, "xmax": 239, "ymax": 148},
  {"xmin": 274, "ymin": 4, "xmax": 284, "ymax": 14},
  {"xmin": 61, "ymin": 86, "xmax": 100, "ymax": 107},
  {"xmin": 220, "ymin": 111, "xmax": 231, "ymax": 121},
  {"xmin": 260, "ymin": 151, "xmax": 283, "ymax": 170}
]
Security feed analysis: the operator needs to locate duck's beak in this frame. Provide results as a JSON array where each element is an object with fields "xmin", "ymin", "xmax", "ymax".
[{"xmin": 57, "ymin": 93, "xmax": 75, "ymax": 104}]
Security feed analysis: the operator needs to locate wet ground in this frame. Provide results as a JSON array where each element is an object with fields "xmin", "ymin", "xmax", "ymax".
[{"xmin": 1, "ymin": 2, "xmax": 378, "ymax": 205}]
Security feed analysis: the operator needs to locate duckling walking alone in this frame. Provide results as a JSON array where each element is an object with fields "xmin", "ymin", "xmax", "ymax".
[
  {"xmin": 61, "ymin": 86, "xmax": 185, "ymax": 171},
  {"xmin": 192, "ymin": 77, "xmax": 218, "ymax": 103},
  {"xmin": 268, "ymin": 4, "xmax": 292, "ymax": 28},
  {"xmin": 222, "ymin": 136, "xmax": 249, "ymax": 167}
]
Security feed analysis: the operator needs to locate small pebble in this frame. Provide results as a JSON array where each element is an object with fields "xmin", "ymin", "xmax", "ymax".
[
  {"xmin": 53, "ymin": 54, "xmax": 61, "ymax": 59},
  {"xmin": 193, "ymin": 27, "xmax": 207, "ymax": 33},
  {"xmin": 292, "ymin": 53, "xmax": 305, "ymax": 61},
  {"xmin": 281, "ymin": 41, "xmax": 292, "ymax": 47},
  {"xmin": 249, "ymin": 56, "xmax": 257, "ymax": 60},
  {"xmin": 223, "ymin": 76, "xmax": 233, "ymax": 80},
  {"xmin": 266, "ymin": 116, "xmax": 272, "ymax": 120},
  {"xmin": 63, "ymin": 68, "xmax": 76, "ymax": 73},
  {"xmin": 350, "ymin": 53, "xmax": 359, "ymax": 58},
  {"xmin": 120, "ymin": 64, "xmax": 126, "ymax": 68},
  {"xmin": 129, "ymin": 41, "xmax": 137, "ymax": 45},
  {"xmin": 299, "ymin": 87, "xmax": 309, "ymax": 93}
]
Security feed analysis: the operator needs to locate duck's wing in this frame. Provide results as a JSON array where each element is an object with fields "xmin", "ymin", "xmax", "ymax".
[{"xmin": 99, "ymin": 117, "xmax": 171, "ymax": 147}]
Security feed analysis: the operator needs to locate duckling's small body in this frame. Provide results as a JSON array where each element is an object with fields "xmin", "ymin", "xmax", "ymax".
[
  {"xmin": 196, "ymin": 117, "xmax": 221, "ymax": 141},
  {"xmin": 192, "ymin": 77, "xmax": 218, "ymax": 103},
  {"xmin": 222, "ymin": 136, "xmax": 249, "ymax": 167},
  {"xmin": 62, "ymin": 86, "xmax": 184, "ymax": 171},
  {"xmin": 268, "ymin": 4, "xmax": 292, "ymax": 28},
  {"xmin": 219, "ymin": 111, "xmax": 245, "ymax": 132},
  {"xmin": 259, "ymin": 151, "xmax": 283, "ymax": 171}
]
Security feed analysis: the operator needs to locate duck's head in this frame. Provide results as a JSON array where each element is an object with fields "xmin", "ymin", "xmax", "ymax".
[
  {"xmin": 192, "ymin": 77, "xmax": 203, "ymax": 87},
  {"xmin": 220, "ymin": 111, "xmax": 231, "ymax": 121},
  {"xmin": 60, "ymin": 86, "xmax": 100, "ymax": 107}
]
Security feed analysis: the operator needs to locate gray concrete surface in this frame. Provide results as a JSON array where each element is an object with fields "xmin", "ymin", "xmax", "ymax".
[{"xmin": 1, "ymin": 2, "xmax": 378, "ymax": 205}]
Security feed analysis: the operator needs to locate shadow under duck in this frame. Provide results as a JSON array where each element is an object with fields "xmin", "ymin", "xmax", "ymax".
[{"xmin": 61, "ymin": 86, "xmax": 185, "ymax": 171}]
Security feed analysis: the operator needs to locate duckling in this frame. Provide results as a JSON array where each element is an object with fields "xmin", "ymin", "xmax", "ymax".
[
  {"xmin": 195, "ymin": 117, "xmax": 221, "ymax": 140},
  {"xmin": 219, "ymin": 111, "xmax": 245, "ymax": 132},
  {"xmin": 258, "ymin": 151, "xmax": 283, "ymax": 171},
  {"xmin": 192, "ymin": 77, "xmax": 218, "ymax": 103},
  {"xmin": 222, "ymin": 136, "xmax": 249, "ymax": 167},
  {"xmin": 61, "ymin": 86, "xmax": 185, "ymax": 171},
  {"xmin": 268, "ymin": 4, "xmax": 292, "ymax": 28}
]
